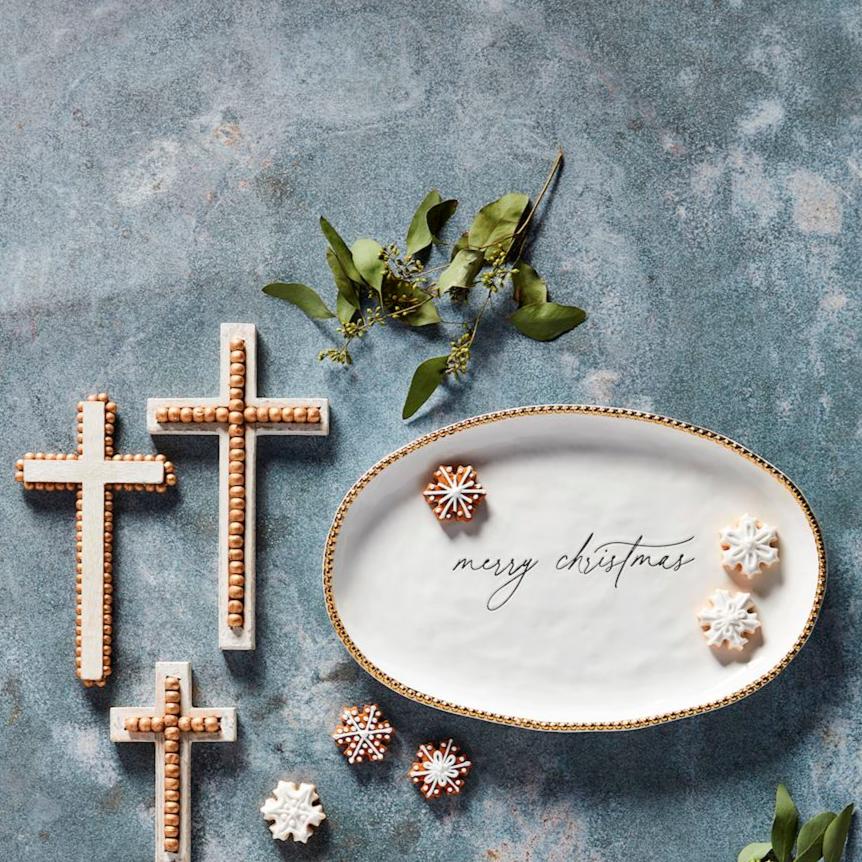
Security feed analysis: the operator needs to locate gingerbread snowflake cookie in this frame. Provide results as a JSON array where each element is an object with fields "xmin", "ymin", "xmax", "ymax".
[
  {"xmin": 719, "ymin": 513, "xmax": 778, "ymax": 578},
  {"xmin": 261, "ymin": 780, "xmax": 326, "ymax": 843},
  {"xmin": 408, "ymin": 739, "xmax": 472, "ymax": 799},
  {"xmin": 333, "ymin": 704, "xmax": 394, "ymax": 764},
  {"xmin": 423, "ymin": 465, "xmax": 486, "ymax": 522},
  {"xmin": 697, "ymin": 589, "xmax": 761, "ymax": 650}
]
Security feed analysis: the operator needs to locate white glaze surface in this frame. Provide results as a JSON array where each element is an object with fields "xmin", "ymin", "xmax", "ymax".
[{"xmin": 328, "ymin": 411, "xmax": 823, "ymax": 727}]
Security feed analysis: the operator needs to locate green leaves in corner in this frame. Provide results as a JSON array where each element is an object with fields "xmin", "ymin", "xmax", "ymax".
[
  {"xmin": 402, "ymin": 355, "xmax": 448, "ymax": 420},
  {"xmin": 406, "ymin": 190, "xmax": 458, "ymax": 256},
  {"xmin": 262, "ymin": 282, "xmax": 334, "ymax": 320},
  {"xmin": 738, "ymin": 843, "xmax": 774, "ymax": 862},
  {"xmin": 510, "ymin": 261, "xmax": 586, "ymax": 341},
  {"xmin": 772, "ymin": 784, "xmax": 800, "ymax": 862},
  {"xmin": 468, "ymin": 192, "xmax": 529, "ymax": 260},
  {"xmin": 739, "ymin": 785, "xmax": 854, "ymax": 862},
  {"xmin": 823, "ymin": 805, "xmax": 854, "ymax": 862}
]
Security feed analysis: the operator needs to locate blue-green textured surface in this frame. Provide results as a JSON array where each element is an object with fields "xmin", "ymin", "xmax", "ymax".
[{"xmin": 1, "ymin": 1, "xmax": 859, "ymax": 860}]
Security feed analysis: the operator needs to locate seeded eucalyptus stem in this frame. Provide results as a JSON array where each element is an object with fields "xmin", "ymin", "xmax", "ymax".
[{"xmin": 262, "ymin": 147, "xmax": 587, "ymax": 419}]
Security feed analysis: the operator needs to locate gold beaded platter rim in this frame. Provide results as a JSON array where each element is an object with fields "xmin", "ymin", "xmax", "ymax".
[{"xmin": 322, "ymin": 404, "xmax": 827, "ymax": 732}]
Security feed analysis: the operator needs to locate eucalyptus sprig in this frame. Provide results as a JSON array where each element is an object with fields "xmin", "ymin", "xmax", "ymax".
[
  {"xmin": 262, "ymin": 149, "xmax": 587, "ymax": 419},
  {"xmin": 738, "ymin": 784, "xmax": 854, "ymax": 862}
]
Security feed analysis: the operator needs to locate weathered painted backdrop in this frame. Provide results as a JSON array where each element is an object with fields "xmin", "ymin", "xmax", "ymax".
[{"xmin": 1, "ymin": 1, "xmax": 859, "ymax": 860}]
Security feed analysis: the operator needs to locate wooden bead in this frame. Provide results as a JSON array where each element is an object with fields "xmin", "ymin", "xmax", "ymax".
[
  {"xmin": 178, "ymin": 716, "xmax": 191, "ymax": 732},
  {"xmin": 228, "ymin": 613, "xmax": 243, "ymax": 627},
  {"xmin": 164, "ymin": 813, "xmax": 180, "ymax": 826},
  {"xmin": 256, "ymin": 406, "xmax": 269, "ymax": 422},
  {"xmin": 139, "ymin": 717, "xmax": 152, "ymax": 732},
  {"xmin": 268, "ymin": 406, "xmax": 281, "ymax": 422},
  {"xmin": 165, "ymin": 764, "xmax": 180, "ymax": 778},
  {"xmin": 190, "ymin": 716, "xmax": 205, "ymax": 732},
  {"xmin": 164, "ymin": 825, "xmax": 179, "ymax": 838},
  {"xmin": 229, "ymin": 374, "xmax": 244, "ymax": 387},
  {"xmin": 167, "ymin": 407, "xmax": 180, "ymax": 422},
  {"xmin": 229, "ymin": 586, "xmax": 244, "ymax": 599},
  {"xmin": 228, "ymin": 461, "xmax": 243, "ymax": 475},
  {"xmin": 124, "ymin": 717, "xmax": 139, "ymax": 732},
  {"xmin": 192, "ymin": 407, "xmax": 205, "ymax": 422},
  {"xmin": 230, "ymin": 337, "xmax": 244, "ymax": 350},
  {"xmin": 180, "ymin": 408, "xmax": 193, "ymax": 423},
  {"xmin": 204, "ymin": 716, "xmax": 220, "ymax": 733},
  {"xmin": 163, "ymin": 715, "xmax": 178, "ymax": 727},
  {"xmin": 228, "ymin": 521, "xmax": 244, "ymax": 535},
  {"xmin": 165, "ymin": 703, "xmax": 180, "ymax": 716},
  {"xmin": 243, "ymin": 406, "xmax": 257, "ymax": 422},
  {"xmin": 165, "ymin": 753, "xmax": 180, "ymax": 765},
  {"xmin": 228, "ymin": 600, "xmax": 243, "ymax": 613},
  {"xmin": 229, "ymin": 574, "xmax": 245, "ymax": 586},
  {"xmin": 308, "ymin": 406, "xmax": 321, "ymax": 423},
  {"xmin": 151, "ymin": 717, "xmax": 164, "ymax": 733},
  {"xmin": 165, "ymin": 740, "xmax": 179, "ymax": 753},
  {"xmin": 229, "ymin": 561, "xmax": 244, "ymax": 574},
  {"xmin": 165, "ymin": 802, "xmax": 180, "ymax": 814},
  {"xmin": 215, "ymin": 407, "xmax": 229, "ymax": 422},
  {"xmin": 165, "ymin": 690, "xmax": 180, "ymax": 703},
  {"xmin": 165, "ymin": 677, "xmax": 180, "ymax": 690},
  {"xmin": 165, "ymin": 790, "xmax": 180, "ymax": 802},
  {"xmin": 228, "ymin": 535, "xmax": 243, "ymax": 549},
  {"xmin": 230, "ymin": 349, "xmax": 244, "ymax": 362},
  {"xmin": 204, "ymin": 406, "xmax": 216, "ymax": 422},
  {"xmin": 155, "ymin": 407, "xmax": 168, "ymax": 423},
  {"xmin": 165, "ymin": 839, "xmax": 179, "ymax": 854},
  {"xmin": 294, "ymin": 406, "xmax": 307, "ymax": 423},
  {"xmin": 165, "ymin": 727, "xmax": 180, "ymax": 741}
]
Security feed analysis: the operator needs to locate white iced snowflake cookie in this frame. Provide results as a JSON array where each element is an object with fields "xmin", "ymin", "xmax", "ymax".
[
  {"xmin": 698, "ymin": 589, "xmax": 761, "ymax": 650},
  {"xmin": 719, "ymin": 513, "xmax": 778, "ymax": 578},
  {"xmin": 260, "ymin": 780, "xmax": 326, "ymax": 843}
]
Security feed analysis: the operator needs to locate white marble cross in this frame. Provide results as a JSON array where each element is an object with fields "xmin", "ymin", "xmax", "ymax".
[
  {"xmin": 147, "ymin": 323, "xmax": 329, "ymax": 651},
  {"xmin": 110, "ymin": 661, "xmax": 237, "ymax": 862},
  {"xmin": 15, "ymin": 393, "xmax": 175, "ymax": 686}
]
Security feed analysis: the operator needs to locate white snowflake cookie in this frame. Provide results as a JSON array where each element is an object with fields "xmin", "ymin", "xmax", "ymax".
[
  {"xmin": 260, "ymin": 780, "xmax": 326, "ymax": 843},
  {"xmin": 719, "ymin": 513, "xmax": 778, "ymax": 578},
  {"xmin": 698, "ymin": 589, "xmax": 761, "ymax": 650}
]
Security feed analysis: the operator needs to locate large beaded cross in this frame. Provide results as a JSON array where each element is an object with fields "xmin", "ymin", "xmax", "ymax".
[
  {"xmin": 15, "ymin": 393, "xmax": 176, "ymax": 686},
  {"xmin": 110, "ymin": 661, "xmax": 237, "ymax": 862},
  {"xmin": 147, "ymin": 323, "xmax": 329, "ymax": 651}
]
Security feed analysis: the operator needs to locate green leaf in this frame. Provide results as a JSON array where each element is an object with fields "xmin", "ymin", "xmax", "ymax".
[
  {"xmin": 326, "ymin": 248, "xmax": 360, "ymax": 324},
  {"xmin": 823, "ymin": 805, "xmax": 854, "ymax": 862},
  {"xmin": 738, "ymin": 843, "xmax": 774, "ymax": 862},
  {"xmin": 771, "ymin": 785, "xmax": 800, "ymax": 862},
  {"xmin": 320, "ymin": 217, "xmax": 362, "ymax": 283},
  {"xmin": 511, "ymin": 261, "xmax": 547, "ymax": 306},
  {"xmin": 438, "ymin": 249, "xmax": 484, "ymax": 294},
  {"xmin": 351, "ymin": 238, "xmax": 385, "ymax": 295},
  {"xmin": 402, "ymin": 355, "xmax": 448, "ymax": 420},
  {"xmin": 796, "ymin": 812, "xmax": 836, "ymax": 862},
  {"xmin": 262, "ymin": 282, "xmax": 335, "ymax": 319},
  {"xmin": 336, "ymin": 294, "xmax": 357, "ymax": 325},
  {"xmin": 511, "ymin": 301, "xmax": 586, "ymax": 341},
  {"xmin": 468, "ymin": 192, "xmax": 530, "ymax": 261},
  {"xmin": 406, "ymin": 192, "xmax": 459, "ymax": 256},
  {"xmin": 451, "ymin": 230, "xmax": 470, "ymax": 259}
]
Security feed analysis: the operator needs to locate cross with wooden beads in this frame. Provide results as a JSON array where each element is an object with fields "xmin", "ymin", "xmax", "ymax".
[
  {"xmin": 110, "ymin": 661, "xmax": 236, "ymax": 862},
  {"xmin": 147, "ymin": 323, "xmax": 329, "ymax": 651},
  {"xmin": 14, "ymin": 393, "xmax": 176, "ymax": 687}
]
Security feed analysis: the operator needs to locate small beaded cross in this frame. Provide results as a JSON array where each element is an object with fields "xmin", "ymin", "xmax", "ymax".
[
  {"xmin": 147, "ymin": 323, "xmax": 329, "ymax": 651},
  {"xmin": 110, "ymin": 661, "xmax": 237, "ymax": 862},
  {"xmin": 14, "ymin": 393, "xmax": 176, "ymax": 686}
]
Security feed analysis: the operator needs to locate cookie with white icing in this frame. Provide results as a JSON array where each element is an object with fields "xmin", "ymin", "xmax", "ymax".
[
  {"xmin": 261, "ymin": 780, "xmax": 326, "ymax": 843},
  {"xmin": 423, "ymin": 465, "xmax": 486, "ymax": 522},
  {"xmin": 720, "ymin": 513, "xmax": 778, "ymax": 578},
  {"xmin": 697, "ymin": 589, "xmax": 761, "ymax": 650}
]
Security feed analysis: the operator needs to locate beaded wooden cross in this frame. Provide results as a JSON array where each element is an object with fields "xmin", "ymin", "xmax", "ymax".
[
  {"xmin": 110, "ymin": 661, "xmax": 237, "ymax": 862},
  {"xmin": 147, "ymin": 323, "xmax": 329, "ymax": 651},
  {"xmin": 14, "ymin": 393, "xmax": 176, "ymax": 686}
]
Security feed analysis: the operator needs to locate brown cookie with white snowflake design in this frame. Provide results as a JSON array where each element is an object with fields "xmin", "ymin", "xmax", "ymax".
[
  {"xmin": 332, "ymin": 704, "xmax": 394, "ymax": 764},
  {"xmin": 422, "ymin": 465, "xmax": 486, "ymax": 522},
  {"xmin": 408, "ymin": 739, "xmax": 472, "ymax": 799}
]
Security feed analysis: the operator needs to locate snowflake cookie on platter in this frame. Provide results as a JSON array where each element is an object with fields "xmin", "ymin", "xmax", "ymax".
[
  {"xmin": 408, "ymin": 739, "xmax": 472, "ymax": 799},
  {"xmin": 260, "ymin": 780, "xmax": 326, "ymax": 843},
  {"xmin": 423, "ymin": 465, "xmax": 486, "ymax": 522},
  {"xmin": 333, "ymin": 704, "xmax": 394, "ymax": 764},
  {"xmin": 719, "ymin": 513, "xmax": 778, "ymax": 578},
  {"xmin": 697, "ymin": 589, "xmax": 761, "ymax": 651}
]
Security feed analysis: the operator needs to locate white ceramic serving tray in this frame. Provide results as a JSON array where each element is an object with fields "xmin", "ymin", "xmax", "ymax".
[{"xmin": 324, "ymin": 406, "xmax": 824, "ymax": 731}]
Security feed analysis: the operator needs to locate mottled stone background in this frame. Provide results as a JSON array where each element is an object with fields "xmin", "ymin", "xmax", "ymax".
[{"xmin": 1, "ymin": 1, "xmax": 859, "ymax": 860}]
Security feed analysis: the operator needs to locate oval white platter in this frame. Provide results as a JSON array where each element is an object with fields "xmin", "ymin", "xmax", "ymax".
[{"xmin": 324, "ymin": 406, "xmax": 825, "ymax": 731}]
